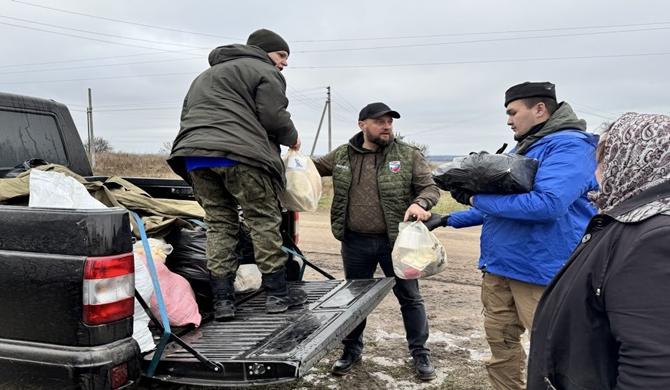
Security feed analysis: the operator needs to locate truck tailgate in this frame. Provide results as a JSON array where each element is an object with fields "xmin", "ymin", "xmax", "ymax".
[{"xmin": 143, "ymin": 278, "xmax": 394, "ymax": 386}]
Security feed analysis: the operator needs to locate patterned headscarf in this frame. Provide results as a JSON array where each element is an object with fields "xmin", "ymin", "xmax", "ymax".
[{"xmin": 592, "ymin": 112, "xmax": 670, "ymax": 217}]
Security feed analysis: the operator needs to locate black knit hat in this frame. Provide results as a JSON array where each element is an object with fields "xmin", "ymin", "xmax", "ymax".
[
  {"xmin": 505, "ymin": 81, "xmax": 556, "ymax": 107},
  {"xmin": 247, "ymin": 29, "xmax": 290, "ymax": 55}
]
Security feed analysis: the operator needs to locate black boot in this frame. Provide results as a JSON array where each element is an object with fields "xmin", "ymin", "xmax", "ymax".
[
  {"xmin": 331, "ymin": 349, "xmax": 362, "ymax": 376},
  {"xmin": 210, "ymin": 275, "xmax": 236, "ymax": 321},
  {"xmin": 261, "ymin": 268, "xmax": 308, "ymax": 314},
  {"xmin": 413, "ymin": 353, "xmax": 436, "ymax": 381}
]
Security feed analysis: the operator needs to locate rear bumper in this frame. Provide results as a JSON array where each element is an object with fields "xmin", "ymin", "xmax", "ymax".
[{"xmin": 0, "ymin": 336, "xmax": 141, "ymax": 389}]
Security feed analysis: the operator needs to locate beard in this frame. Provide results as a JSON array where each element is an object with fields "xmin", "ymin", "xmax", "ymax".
[{"xmin": 370, "ymin": 132, "xmax": 394, "ymax": 147}]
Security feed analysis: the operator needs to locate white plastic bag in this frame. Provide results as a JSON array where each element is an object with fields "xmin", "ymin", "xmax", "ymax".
[
  {"xmin": 392, "ymin": 221, "xmax": 447, "ymax": 279},
  {"xmin": 133, "ymin": 238, "xmax": 173, "ymax": 264},
  {"xmin": 234, "ymin": 264, "xmax": 262, "ymax": 293},
  {"xmin": 278, "ymin": 150, "xmax": 322, "ymax": 212},
  {"xmin": 132, "ymin": 254, "xmax": 155, "ymax": 353},
  {"xmin": 28, "ymin": 169, "xmax": 106, "ymax": 209}
]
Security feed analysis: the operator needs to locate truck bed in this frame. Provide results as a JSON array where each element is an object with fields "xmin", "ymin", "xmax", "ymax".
[{"xmin": 144, "ymin": 278, "xmax": 394, "ymax": 387}]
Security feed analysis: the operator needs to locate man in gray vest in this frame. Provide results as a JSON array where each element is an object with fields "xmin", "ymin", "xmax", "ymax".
[{"xmin": 313, "ymin": 102, "xmax": 440, "ymax": 381}]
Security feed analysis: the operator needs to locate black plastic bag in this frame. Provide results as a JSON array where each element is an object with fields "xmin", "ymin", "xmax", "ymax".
[
  {"xmin": 164, "ymin": 225, "xmax": 255, "ymax": 312},
  {"xmin": 2, "ymin": 158, "xmax": 49, "ymax": 178},
  {"xmin": 433, "ymin": 152, "xmax": 539, "ymax": 194}
]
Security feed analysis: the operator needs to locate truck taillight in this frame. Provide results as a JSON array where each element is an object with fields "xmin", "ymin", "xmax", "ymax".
[
  {"xmin": 83, "ymin": 253, "xmax": 135, "ymax": 325},
  {"xmin": 293, "ymin": 211, "xmax": 300, "ymax": 245}
]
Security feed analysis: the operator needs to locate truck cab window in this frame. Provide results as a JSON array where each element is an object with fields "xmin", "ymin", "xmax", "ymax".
[{"xmin": 0, "ymin": 110, "xmax": 68, "ymax": 168}]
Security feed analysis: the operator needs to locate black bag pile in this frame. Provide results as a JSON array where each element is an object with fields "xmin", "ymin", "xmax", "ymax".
[
  {"xmin": 433, "ymin": 152, "xmax": 539, "ymax": 194},
  {"xmin": 164, "ymin": 224, "xmax": 255, "ymax": 312}
]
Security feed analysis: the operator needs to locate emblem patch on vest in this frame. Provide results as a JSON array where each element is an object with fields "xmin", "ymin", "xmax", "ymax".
[{"xmin": 389, "ymin": 161, "xmax": 401, "ymax": 173}]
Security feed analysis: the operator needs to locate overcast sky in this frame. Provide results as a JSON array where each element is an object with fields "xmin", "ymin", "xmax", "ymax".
[{"xmin": 1, "ymin": 0, "xmax": 668, "ymax": 155}]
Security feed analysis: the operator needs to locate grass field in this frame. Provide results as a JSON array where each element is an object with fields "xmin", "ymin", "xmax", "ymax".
[{"xmin": 93, "ymin": 152, "xmax": 179, "ymax": 179}]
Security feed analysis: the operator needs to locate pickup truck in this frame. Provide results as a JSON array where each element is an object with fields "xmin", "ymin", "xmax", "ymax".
[{"xmin": 0, "ymin": 92, "xmax": 394, "ymax": 389}]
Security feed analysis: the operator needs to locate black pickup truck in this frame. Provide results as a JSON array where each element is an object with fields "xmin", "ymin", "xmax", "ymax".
[{"xmin": 0, "ymin": 92, "xmax": 393, "ymax": 389}]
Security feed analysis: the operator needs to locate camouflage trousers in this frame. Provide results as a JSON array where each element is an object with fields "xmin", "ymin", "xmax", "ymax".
[{"xmin": 189, "ymin": 164, "xmax": 287, "ymax": 278}]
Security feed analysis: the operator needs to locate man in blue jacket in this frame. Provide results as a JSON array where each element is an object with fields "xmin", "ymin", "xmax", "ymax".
[{"xmin": 447, "ymin": 82, "xmax": 598, "ymax": 390}]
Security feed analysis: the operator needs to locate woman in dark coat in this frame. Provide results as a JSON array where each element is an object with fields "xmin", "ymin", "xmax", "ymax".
[{"xmin": 527, "ymin": 112, "xmax": 670, "ymax": 390}]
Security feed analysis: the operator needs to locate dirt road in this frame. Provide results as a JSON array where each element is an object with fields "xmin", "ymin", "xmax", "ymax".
[{"xmin": 291, "ymin": 211, "xmax": 493, "ymax": 390}]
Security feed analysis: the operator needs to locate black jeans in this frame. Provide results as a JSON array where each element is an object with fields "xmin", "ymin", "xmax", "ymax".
[{"xmin": 341, "ymin": 231, "xmax": 430, "ymax": 357}]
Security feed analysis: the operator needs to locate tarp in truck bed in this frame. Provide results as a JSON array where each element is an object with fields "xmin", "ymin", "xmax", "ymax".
[{"xmin": 0, "ymin": 164, "xmax": 204, "ymax": 237}]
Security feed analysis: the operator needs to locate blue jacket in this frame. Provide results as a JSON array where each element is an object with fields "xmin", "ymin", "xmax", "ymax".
[{"xmin": 448, "ymin": 130, "xmax": 599, "ymax": 285}]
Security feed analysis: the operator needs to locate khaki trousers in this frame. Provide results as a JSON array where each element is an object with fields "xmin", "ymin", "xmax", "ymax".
[{"xmin": 481, "ymin": 272, "xmax": 545, "ymax": 390}]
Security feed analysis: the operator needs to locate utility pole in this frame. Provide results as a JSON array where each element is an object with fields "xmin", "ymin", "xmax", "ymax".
[
  {"xmin": 86, "ymin": 88, "xmax": 95, "ymax": 168},
  {"xmin": 327, "ymin": 86, "xmax": 332, "ymax": 152},
  {"xmin": 310, "ymin": 86, "xmax": 332, "ymax": 156}
]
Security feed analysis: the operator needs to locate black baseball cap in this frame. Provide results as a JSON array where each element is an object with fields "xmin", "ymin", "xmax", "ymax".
[
  {"xmin": 358, "ymin": 102, "xmax": 401, "ymax": 121},
  {"xmin": 505, "ymin": 81, "xmax": 556, "ymax": 107}
]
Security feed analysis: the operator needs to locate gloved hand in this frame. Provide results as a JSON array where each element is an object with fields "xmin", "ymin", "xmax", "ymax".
[
  {"xmin": 424, "ymin": 213, "xmax": 450, "ymax": 231},
  {"xmin": 450, "ymin": 188, "xmax": 473, "ymax": 206}
]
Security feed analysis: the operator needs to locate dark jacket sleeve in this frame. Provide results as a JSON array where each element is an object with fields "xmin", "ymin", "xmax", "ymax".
[
  {"xmin": 312, "ymin": 149, "xmax": 338, "ymax": 177},
  {"xmin": 255, "ymin": 71, "xmax": 298, "ymax": 147},
  {"xmin": 411, "ymin": 150, "xmax": 440, "ymax": 210},
  {"xmin": 604, "ymin": 223, "xmax": 670, "ymax": 389}
]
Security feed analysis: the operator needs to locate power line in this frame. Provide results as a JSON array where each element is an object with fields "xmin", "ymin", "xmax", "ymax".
[
  {"xmin": 572, "ymin": 102, "xmax": 620, "ymax": 118},
  {"xmin": 12, "ymin": 0, "xmax": 670, "ymax": 50},
  {"xmin": 292, "ymin": 51, "xmax": 670, "ymax": 69},
  {"xmin": 292, "ymin": 86, "xmax": 329, "ymax": 92},
  {"xmin": 294, "ymin": 26, "xmax": 670, "ymax": 53},
  {"xmin": 571, "ymin": 103, "xmax": 618, "ymax": 121},
  {"xmin": 0, "ymin": 56, "xmax": 203, "ymax": 76},
  {"xmin": 0, "ymin": 20, "xmax": 200, "ymax": 52},
  {"xmin": 331, "ymin": 99, "xmax": 357, "ymax": 114},
  {"xmin": 95, "ymin": 106, "xmax": 177, "ymax": 112},
  {"xmin": 332, "ymin": 91, "xmax": 359, "ymax": 112},
  {"xmin": 2, "ymin": 51, "xmax": 668, "ymax": 85},
  {"xmin": 0, "ymin": 71, "xmax": 197, "ymax": 85},
  {"xmin": 0, "ymin": 50, "xmax": 201, "ymax": 69},
  {"xmin": 0, "ymin": 15, "xmax": 210, "ymax": 50},
  {"xmin": 292, "ymin": 21, "xmax": 670, "ymax": 42},
  {"xmin": 2, "ymin": 16, "xmax": 667, "ymax": 72},
  {"xmin": 11, "ymin": 0, "xmax": 240, "ymax": 40},
  {"xmin": 288, "ymin": 97, "xmax": 323, "ymax": 113},
  {"xmin": 93, "ymin": 100, "xmax": 182, "ymax": 108},
  {"xmin": 288, "ymin": 86, "xmax": 327, "ymax": 106}
]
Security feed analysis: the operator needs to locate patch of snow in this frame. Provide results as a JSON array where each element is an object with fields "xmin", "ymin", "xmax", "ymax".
[
  {"xmin": 369, "ymin": 356, "xmax": 404, "ymax": 367},
  {"xmin": 373, "ymin": 329, "xmax": 405, "ymax": 341},
  {"xmin": 370, "ymin": 370, "xmax": 449, "ymax": 389},
  {"xmin": 469, "ymin": 348, "xmax": 491, "ymax": 361},
  {"xmin": 428, "ymin": 330, "xmax": 471, "ymax": 344}
]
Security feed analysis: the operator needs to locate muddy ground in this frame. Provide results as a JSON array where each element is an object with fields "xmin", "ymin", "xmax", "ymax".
[
  {"xmin": 281, "ymin": 211, "xmax": 494, "ymax": 390},
  {"xmin": 144, "ymin": 211, "xmax": 499, "ymax": 390}
]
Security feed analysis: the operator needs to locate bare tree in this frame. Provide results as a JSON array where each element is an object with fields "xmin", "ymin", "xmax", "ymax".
[{"xmin": 84, "ymin": 136, "xmax": 113, "ymax": 153}]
